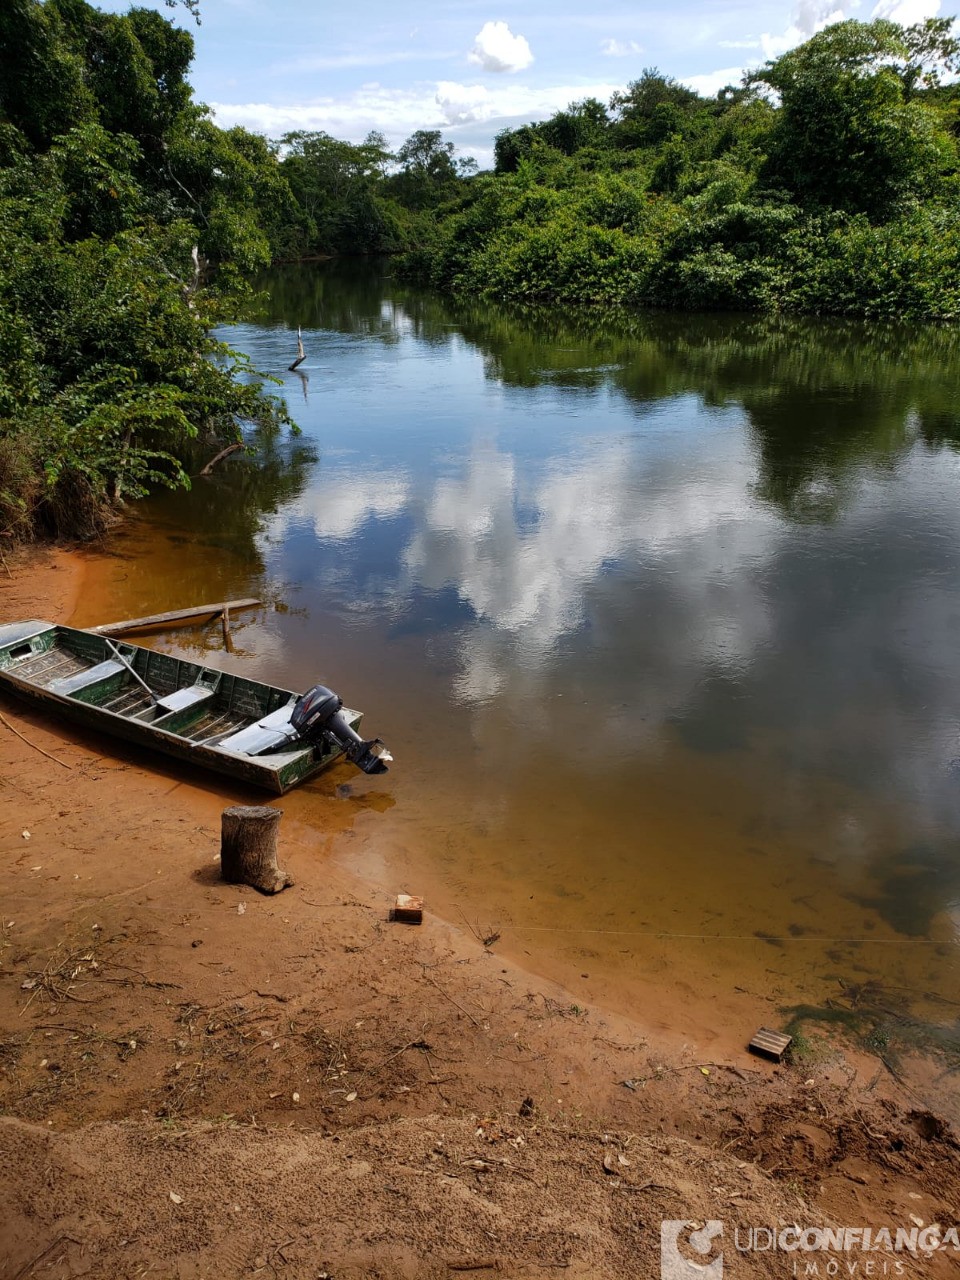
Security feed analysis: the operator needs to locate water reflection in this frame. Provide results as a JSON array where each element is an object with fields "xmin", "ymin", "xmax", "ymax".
[
  {"xmin": 272, "ymin": 470, "xmax": 410, "ymax": 545},
  {"xmin": 75, "ymin": 262, "xmax": 960, "ymax": 1056},
  {"xmin": 400, "ymin": 428, "xmax": 778, "ymax": 706},
  {"xmin": 249, "ymin": 263, "xmax": 960, "ymax": 839}
]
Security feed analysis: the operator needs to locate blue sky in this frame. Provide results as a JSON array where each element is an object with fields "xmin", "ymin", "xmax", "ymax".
[{"xmin": 97, "ymin": 0, "xmax": 941, "ymax": 166}]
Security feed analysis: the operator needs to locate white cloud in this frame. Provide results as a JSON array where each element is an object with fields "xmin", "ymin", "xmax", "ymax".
[
  {"xmin": 451, "ymin": 638, "xmax": 505, "ymax": 705},
  {"xmin": 276, "ymin": 50, "xmax": 422, "ymax": 73},
  {"xmin": 402, "ymin": 425, "xmax": 780, "ymax": 711},
  {"xmin": 211, "ymin": 85, "xmax": 445, "ymax": 143},
  {"xmin": 211, "ymin": 78, "xmax": 621, "ymax": 155},
  {"xmin": 753, "ymin": 0, "xmax": 857, "ymax": 62},
  {"xmin": 871, "ymin": 0, "xmax": 940, "ymax": 23},
  {"xmin": 718, "ymin": 38, "xmax": 762, "ymax": 48},
  {"xmin": 752, "ymin": 0, "xmax": 939, "ymax": 65},
  {"xmin": 467, "ymin": 21, "xmax": 534, "ymax": 74},
  {"xmin": 436, "ymin": 81, "xmax": 492, "ymax": 125},
  {"xmin": 434, "ymin": 79, "xmax": 622, "ymax": 126},
  {"xmin": 796, "ymin": 0, "xmax": 859, "ymax": 36},
  {"xmin": 682, "ymin": 66, "xmax": 747, "ymax": 96},
  {"xmin": 600, "ymin": 38, "xmax": 644, "ymax": 57}
]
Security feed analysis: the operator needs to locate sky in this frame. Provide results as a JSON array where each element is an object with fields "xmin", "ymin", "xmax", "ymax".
[{"xmin": 96, "ymin": 0, "xmax": 944, "ymax": 167}]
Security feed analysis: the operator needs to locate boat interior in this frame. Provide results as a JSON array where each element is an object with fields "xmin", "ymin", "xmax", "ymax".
[{"xmin": 0, "ymin": 623, "xmax": 305, "ymax": 756}]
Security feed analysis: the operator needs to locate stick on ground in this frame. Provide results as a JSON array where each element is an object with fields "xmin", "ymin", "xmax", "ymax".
[{"xmin": 0, "ymin": 711, "xmax": 73, "ymax": 768}]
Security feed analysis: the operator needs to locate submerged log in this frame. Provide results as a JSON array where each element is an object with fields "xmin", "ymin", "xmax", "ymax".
[{"xmin": 220, "ymin": 805, "xmax": 292, "ymax": 894}]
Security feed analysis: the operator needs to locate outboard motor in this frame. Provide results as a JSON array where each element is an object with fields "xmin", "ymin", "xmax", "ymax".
[{"xmin": 291, "ymin": 685, "xmax": 391, "ymax": 775}]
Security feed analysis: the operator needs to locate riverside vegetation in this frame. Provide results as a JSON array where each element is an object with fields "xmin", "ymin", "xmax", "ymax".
[
  {"xmin": 405, "ymin": 19, "xmax": 960, "ymax": 318},
  {"xmin": 1, "ymin": 3, "xmax": 959, "ymax": 539}
]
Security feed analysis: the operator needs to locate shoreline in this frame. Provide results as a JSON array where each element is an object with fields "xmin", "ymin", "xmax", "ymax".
[
  {"xmin": 2, "ymin": 543, "xmax": 960, "ymax": 1277},
  {"xmin": 53, "ymin": 535, "xmax": 850, "ymax": 1072}
]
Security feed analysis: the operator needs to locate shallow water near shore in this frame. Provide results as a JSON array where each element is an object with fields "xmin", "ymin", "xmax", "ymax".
[{"xmin": 71, "ymin": 261, "xmax": 960, "ymax": 1053}]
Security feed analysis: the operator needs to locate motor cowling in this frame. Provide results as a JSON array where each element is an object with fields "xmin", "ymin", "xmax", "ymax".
[{"xmin": 291, "ymin": 684, "xmax": 390, "ymax": 775}]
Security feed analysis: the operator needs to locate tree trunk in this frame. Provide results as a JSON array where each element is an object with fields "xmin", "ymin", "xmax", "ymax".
[{"xmin": 220, "ymin": 805, "xmax": 292, "ymax": 894}]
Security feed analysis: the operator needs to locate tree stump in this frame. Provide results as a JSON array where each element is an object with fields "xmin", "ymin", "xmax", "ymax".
[{"xmin": 220, "ymin": 805, "xmax": 293, "ymax": 894}]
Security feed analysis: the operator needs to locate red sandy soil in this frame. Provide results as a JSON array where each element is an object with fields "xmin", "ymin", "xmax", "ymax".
[{"xmin": 1, "ymin": 546, "xmax": 959, "ymax": 1280}]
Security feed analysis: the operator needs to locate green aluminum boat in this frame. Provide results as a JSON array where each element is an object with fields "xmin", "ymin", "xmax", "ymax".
[{"xmin": 0, "ymin": 620, "xmax": 391, "ymax": 793}]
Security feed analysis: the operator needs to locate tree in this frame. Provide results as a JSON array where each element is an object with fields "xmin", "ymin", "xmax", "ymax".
[
  {"xmin": 388, "ymin": 130, "xmax": 471, "ymax": 209},
  {"xmin": 539, "ymin": 99, "xmax": 610, "ymax": 156},
  {"xmin": 494, "ymin": 124, "xmax": 539, "ymax": 174},
  {"xmin": 751, "ymin": 19, "xmax": 957, "ymax": 218},
  {"xmin": 0, "ymin": 0, "xmax": 96, "ymax": 148},
  {"xmin": 0, "ymin": 0, "xmax": 294, "ymax": 538},
  {"xmin": 897, "ymin": 17, "xmax": 960, "ymax": 98},
  {"xmin": 278, "ymin": 130, "xmax": 395, "ymax": 254},
  {"xmin": 610, "ymin": 70, "xmax": 709, "ymax": 149}
]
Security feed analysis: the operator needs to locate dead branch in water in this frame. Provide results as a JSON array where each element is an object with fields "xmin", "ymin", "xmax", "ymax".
[
  {"xmin": 289, "ymin": 325, "xmax": 306, "ymax": 372},
  {"xmin": 198, "ymin": 442, "xmax": 243, "ymax": 476}
]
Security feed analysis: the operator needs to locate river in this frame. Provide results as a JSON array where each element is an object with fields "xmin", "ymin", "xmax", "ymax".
[{"xmin": 72, "ymin": 260, "xmax": 960, "ymax": 1054}]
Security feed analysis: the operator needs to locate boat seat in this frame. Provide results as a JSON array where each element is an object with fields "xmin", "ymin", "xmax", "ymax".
[
  {"xmin": 49, "ymin": 659, "xmax": 125, "ymax": 696},
  {"xmin": 214, "ymin": 703, "xmax": 298, "ymax": 756},
  {"xmin": 156, "ymin": 685, "xmax": 216, "ymax": 714}
]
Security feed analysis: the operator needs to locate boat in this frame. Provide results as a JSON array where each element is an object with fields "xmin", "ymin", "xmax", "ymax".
[{"xmin": 0, "ymin": 620, "xmax": 391, "ymax": 794}]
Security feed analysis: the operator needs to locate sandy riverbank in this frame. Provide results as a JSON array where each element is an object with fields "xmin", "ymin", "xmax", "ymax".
[{"xmin": 1, "ymin": 545, "xmax": 959, "ymax": 1279}]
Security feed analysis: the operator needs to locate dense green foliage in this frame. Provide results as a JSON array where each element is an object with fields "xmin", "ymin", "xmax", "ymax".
[
  {"xmin": 0, "ymin": 0, "xmax": 295, "ymax": 538},
  {"xmin": 3, "ymin": 3, "xmax": 959, "ymax": 539},
  {"xmin": 397, "ymin": 19, "xmax": 960, "ymax": 322},
  {"xmin": 274, "ymin": 128, "xmax": 477, "ymax": 259}
]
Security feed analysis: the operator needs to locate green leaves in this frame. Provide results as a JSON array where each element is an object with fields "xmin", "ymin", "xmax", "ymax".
[
  {"xmin": 752, "ymin": 19, "xmax": 957, "ymax": 218},
  {"xmin": 277, "ymin": 130, "xmax": 403, "ymax": 256},
  {"xmin": 0, "ymin": 0, "xmax": 295, "ymax": 539}
]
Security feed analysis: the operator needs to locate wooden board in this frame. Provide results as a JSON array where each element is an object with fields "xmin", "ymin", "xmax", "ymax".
[
  {"xmin": 90, "ymin": 599, "xmax": 261, "ymax": 636},
  {"xmin": 748, "ymin": 1027, "xmax": 793, "ymax": 1062}
]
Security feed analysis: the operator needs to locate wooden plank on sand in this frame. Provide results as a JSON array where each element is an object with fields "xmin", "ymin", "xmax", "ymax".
[
  {"xmin": 748, "ymin": 1027, "xmax": 793, "ymax": 1063},
  {"xmin": 89, "ymin": 599, "xmax": 261, "ymax": 637}
]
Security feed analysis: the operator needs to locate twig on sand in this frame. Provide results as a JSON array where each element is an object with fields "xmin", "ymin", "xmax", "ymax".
[
  {"xmin": 11, "ymin": 1235, "xmax": 82, "ymax": 1280},
  {"xmin": 419, "ymin": 968, "xmax": 484, "ymax": 1029},
  {"xmin": 0, "ymin": 711, "xmax": 73, "ymax": 768},
  {"xmin": 363, "ymin": 1032, "xmax": 432, "ymax": 1078},
  {"xmin": 621, "ymin": 1062, "xmax": 757, "ymax": 1089},
  {"xmin": 457, "ymin": 906, "xmax": 501, "ymax": 948}
]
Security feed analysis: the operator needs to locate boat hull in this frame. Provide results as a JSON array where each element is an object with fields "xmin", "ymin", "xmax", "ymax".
[{"xmin": 0, "ymin": 621, "xmax": 360, "ymax": 794}]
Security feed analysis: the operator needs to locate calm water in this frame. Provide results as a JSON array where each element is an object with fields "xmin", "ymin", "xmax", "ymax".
[{"xmin": 74, "ymin": 261, "xmax": 960, "ymax": 1043}]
